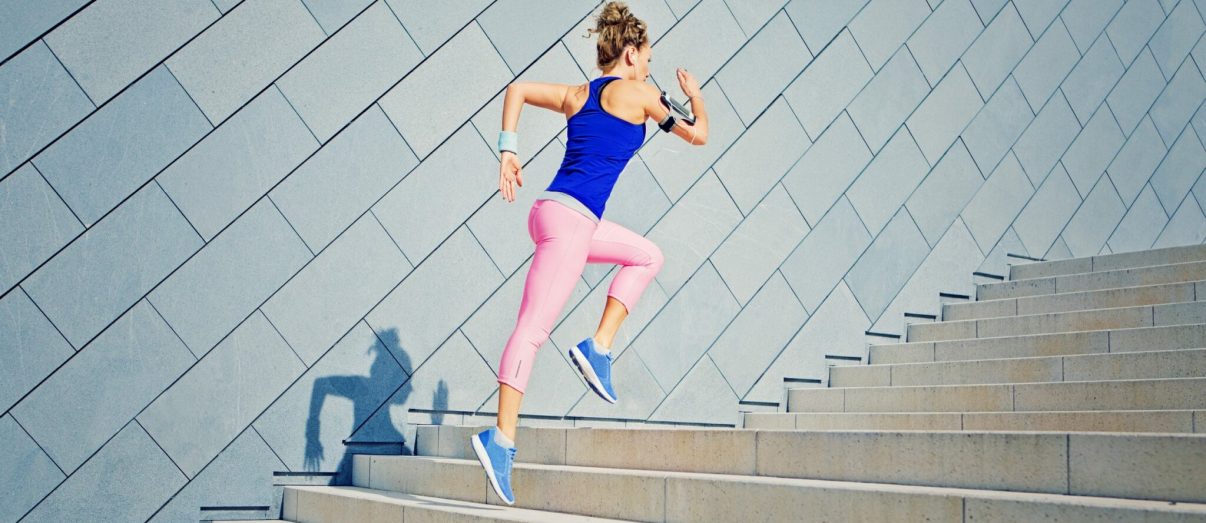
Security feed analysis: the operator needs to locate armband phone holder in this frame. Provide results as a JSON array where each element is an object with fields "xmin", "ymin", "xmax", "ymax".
[{"xmin": 659, "ymin": 91, "xmax": 696, "ymax": 127}]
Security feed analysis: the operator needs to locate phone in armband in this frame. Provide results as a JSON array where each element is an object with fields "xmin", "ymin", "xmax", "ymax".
[{"xmin": 659, "ymin": 91, "xmax": 696, "ymax": 126}]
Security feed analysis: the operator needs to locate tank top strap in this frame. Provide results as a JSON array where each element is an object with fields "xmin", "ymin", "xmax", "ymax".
[{"xmin": 587, "ymin": 76, "xmax": 621, "ymax": 111}]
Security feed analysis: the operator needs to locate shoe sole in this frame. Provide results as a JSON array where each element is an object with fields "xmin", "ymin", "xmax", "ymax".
[
  {"xmin": 568, "ymin": 345, "xmax": 617, "ymax": 403},
  {"xmin": 470, "ymin": 434, "xmax": 515, "ymax": 505}
]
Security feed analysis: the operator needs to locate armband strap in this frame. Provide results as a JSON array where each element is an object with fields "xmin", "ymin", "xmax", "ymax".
[
  {"xmin": 497, "ymin": 130, "xmax": 518, "ymax": 155},
  {"xmin": 657, "ymin": 113, "xmax": 676, "ymax": 133}
]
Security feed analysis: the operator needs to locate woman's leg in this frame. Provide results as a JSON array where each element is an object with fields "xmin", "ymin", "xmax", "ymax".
[
  {"xmin": 586, "ymin": 219, "xmax": 665, "ymax": 349},
  {"xmin": 593, "ymin": 297, "xmax": 629, "ymax": 350},
  {"xmin": 494, "ymin": 200, "xmax": 596, "ymax": 442}
]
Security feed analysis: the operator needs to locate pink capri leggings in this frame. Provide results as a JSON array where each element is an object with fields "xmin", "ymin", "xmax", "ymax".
[{"xmin": 497, "ymin": 198, "xmax": 664, "ymax": 393}]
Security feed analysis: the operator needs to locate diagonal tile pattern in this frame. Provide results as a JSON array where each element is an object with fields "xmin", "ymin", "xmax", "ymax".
[{"xmin": 1, "ymin": 0, "xmax": 1204, "ymax": 519}]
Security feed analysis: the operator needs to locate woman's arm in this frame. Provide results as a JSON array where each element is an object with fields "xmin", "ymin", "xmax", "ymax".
[
  {"xmin": 500, "ymin": 81, "xmax": 572, "ymax": 131},
  {"xmin": 683, "ymin": 93, "xmax": 708, "ymax": 145},
  {"xmin": 498, "ymin": 82, "xmax": 570, "ymax": 203},
  {"xmin": 673, "ymin": 68, "xmax": 707, "ymax": 145},
  {"xmin": 639, "ymin": 76, "xmax": 708, "ymax": 145}
]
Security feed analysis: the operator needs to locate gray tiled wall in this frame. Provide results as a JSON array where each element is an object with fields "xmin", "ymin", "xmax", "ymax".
[{"xmin": 2, "ymin": 0, "xmax": 1204, "ymax": 520}]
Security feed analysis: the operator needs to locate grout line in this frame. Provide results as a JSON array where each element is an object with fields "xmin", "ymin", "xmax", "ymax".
[
  {"xmin": 154, "ymin": 179, "xmax": 207, "ymax": 248},
  {"xmin": 144, "ymin": 297, "xmax": 200, "ymax": 360},
  {"xmin": 368, "ymin": 208, "xmax": 413, "ymax": 268},
  {"xmin": 135, "ymin": 418, "xmax": 190, "ymax": 480},
  {"xmin": 266, "ymin": 194, "xmax": 316, "ymax": 257},
  {"xmin": 380, "ymin": 0, "xmax": 427, "ymax": 58},
  {"xmin": 1066, "ymin": 433, "xmax": 1071, "ymax": 494},
  {"xmin": 260, "ymin": 310, "xmax": 310, "ymax": 368},
  {"xmin": 24, "ymin": 161, "xmax": 86, "ymax": 233},
  {"xmin": 252, "ymin": 425, "xmax": 291, "ymax": 472}
]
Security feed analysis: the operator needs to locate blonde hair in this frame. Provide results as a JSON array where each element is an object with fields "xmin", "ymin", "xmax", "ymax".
[{"xmin": 585, "ymin": 1, "xmax": 649, "ymax": 72}]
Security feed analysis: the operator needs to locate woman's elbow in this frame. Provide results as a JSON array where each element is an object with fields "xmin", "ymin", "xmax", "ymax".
[{"xmin": 505, "ymin": 82, "xmax": 524, "ymax": 99}]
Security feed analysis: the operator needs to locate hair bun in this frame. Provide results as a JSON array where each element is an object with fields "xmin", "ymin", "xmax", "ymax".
[
  {"xmin": 597, "ymin": 1, "xmax": 632, "ymax": 28},
  {"xmin": 595, "ymin": 0, "xmax": 636, "ymax": 31},
  {"xmin": 587, "ymin": 2, "xmax": 649, "ymax": 72}
]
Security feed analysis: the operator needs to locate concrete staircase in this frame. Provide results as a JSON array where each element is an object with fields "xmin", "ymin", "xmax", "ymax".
[{"xmin": 271, "ymin": 244, "xmax": 1206, "ymax": 522}]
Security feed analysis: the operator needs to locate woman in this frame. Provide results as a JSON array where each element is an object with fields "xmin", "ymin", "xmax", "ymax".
[{"xmin": 471, "ymin": 1, "xmax": 709, "ymax": 505}]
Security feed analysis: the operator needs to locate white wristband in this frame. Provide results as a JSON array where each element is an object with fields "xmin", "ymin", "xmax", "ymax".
[{"xmin": 498, "ymin": 130, "xmax": 518, "ymax": 155}]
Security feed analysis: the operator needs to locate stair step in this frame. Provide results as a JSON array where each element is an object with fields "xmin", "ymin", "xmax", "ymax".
[
  {"xmin": 407, "ymin": 426, "xmax": 1206, "ymax": 503},
  {"xmin": 980, "ymin": 260, "xmax": 1206, "ymax": 301},
  {"xmin": 832, "ymin": 347, "xmax": 1206, "ymax": 387},
  {"xmin": 282, "ymin": 485, "xmax": 624, "ymax": 522},
  {"xmin": 871, "ymin": 324, "xmax": 1206, "ymax": 364},
  {"xmin": 1010, "ymin": 243, "xmax": 1206, "ymax": 280},
  {"xmin": 350, "ymin": 456, "xmax": 1206, "ymax": 521},
  {"xmin": 743, "ymin": 409, "xmax": 1203, "ymax": 433},
  {"xmin": 357, "ymin": 438, "xmax": 1206, "ymax": 512},
  {"xmin": 945, "ymin": 280, "xmax": 1201, "ymax": 321},
  {"xmin": 788, "ymin": 377, "xmax": 1206, "ymax": 413},
  {"xmin": 907, "ymin": 301, "xmax": 1206, "ymax": 342}
]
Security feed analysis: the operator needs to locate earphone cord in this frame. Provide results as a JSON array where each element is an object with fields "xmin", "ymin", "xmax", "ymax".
[{"xmin": 678, "ymin": 119, "xmax": 697, "ymax": 145}]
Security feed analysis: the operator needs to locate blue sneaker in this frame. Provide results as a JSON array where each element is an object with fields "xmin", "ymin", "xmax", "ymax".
[
  {"xmin": 471, "ymin": 426, "xmax": 516, "ymax": 505},
  {"xmin": 568, "ymin": 337, "xmax": 617, "ymax": 403}
]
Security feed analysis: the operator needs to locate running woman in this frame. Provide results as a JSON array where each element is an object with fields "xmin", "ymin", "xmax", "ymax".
[{"xmin": 471, "ymin": 1, "xmax": 709, "ymax": 506}]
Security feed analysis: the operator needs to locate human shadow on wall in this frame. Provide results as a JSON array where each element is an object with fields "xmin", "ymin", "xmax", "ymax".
[{"xmin": 299, "ymin": 326, "xmax": 447, "ymax": 485}]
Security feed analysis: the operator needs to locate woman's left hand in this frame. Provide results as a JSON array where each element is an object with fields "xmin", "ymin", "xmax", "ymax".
[{"xmin": 499, "ymin": 150, "xmax": 523, "ymax": 202}]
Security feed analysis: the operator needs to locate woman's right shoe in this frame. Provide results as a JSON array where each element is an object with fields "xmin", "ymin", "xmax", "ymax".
[
  {"xmin": 568, "ymin": 337, "xmax": 618, "ymax": 403},
  {"xmin": 471, "ymin": 426, "xmax": 517, "ymax": 505}
]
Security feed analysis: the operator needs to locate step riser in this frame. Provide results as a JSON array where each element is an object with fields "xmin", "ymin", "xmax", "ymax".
[
  {"xmin": 362, "ymin": 430, "xmax": 1206, "ymax": 509},
  {"xmin": 756, "ymin": 431, "xmax": 1206, "ymax": 503},
  {"xmin": 667, "ymin": 478, "xmax": 961, "ymax": 522},
  {"xmin": 908, "ymin": 302, "xmax": 1206, "ymax": 343},
  {"xmin": 832, "ymin": 348, "xmax": 1206, "ymax": 387},
  {"xmin": 359, "ymin": 455, "xmax": 663, "ymax": 521},
  {"xmin": 286, "ymin": 477, "xmax": 1206, "ymax": 522},
  {"xmin": 871, "ymin": 325, "xmax": 1206, "ymax": 365},
  {"xmin": 967, "ymin": 497, "xmax": 1206, "ymax": 521},
  {"xmin": 744, "ymin": 411, "xmax": 1204, "ymax": 433},
  {"xmin": 945, "ymin": 282, "xmax": 1200, "ymax": 321},
  {"xmin": 981, "ymin": 261, "xmax": 1206, "ymax": 300},
  {"xmin": 284, "ymin": 488, "xmax": 402, "ymax": 523},
  {"xmin": 418, "ymin": 427, "xmax": 1206, "ymax": 501},
  {"xmin": 287, "ymin": 480, "xmax": 1206, "ymax": 523},
  {"xmin": 420, "ymin": 425, "xmax": 758, "ymax": 475},
  {"xmin": 788, "ymin": 378, "xmax": 1206, "ymax": 413},
  {"xmin": 1010, "ymin": 244, "xmax": 1206, "ymax": 280},
  {"xmin": 342, "ymin": 455, "xmax": 1206, "ymax": 520},
  {"xmin": 282, "ymin": 486, "xmax": 623, "ymax": 523}
]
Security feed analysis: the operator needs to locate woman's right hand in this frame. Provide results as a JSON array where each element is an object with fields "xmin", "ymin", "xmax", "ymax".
[
  {"xmin": 499, "ymin": 150, "xmax": 523, "ymax": 203},
  {"xmin": 677, "ymin": 67, "xmax": 700, "ymax": 99}
]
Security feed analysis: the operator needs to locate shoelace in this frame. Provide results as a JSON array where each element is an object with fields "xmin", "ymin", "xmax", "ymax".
[
  {"xmin": 597, "ymin": 351, "xmax": 612, "ymax": 382},
  {"xmin": 502, "ymin": 447, "xmax": 517, "ymax": 477}
]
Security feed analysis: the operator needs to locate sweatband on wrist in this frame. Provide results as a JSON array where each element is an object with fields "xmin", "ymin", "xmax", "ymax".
[{"xmin": 498, "ymin": 130, "xmax": 518, "ymax": 155}]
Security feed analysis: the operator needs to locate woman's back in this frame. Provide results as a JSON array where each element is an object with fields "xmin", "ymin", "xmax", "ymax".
[{"xmin": 543, "ymin": 76, "xmax": 646, "ymax": 220}]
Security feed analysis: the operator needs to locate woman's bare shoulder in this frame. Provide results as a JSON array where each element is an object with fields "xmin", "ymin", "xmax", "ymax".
[
  {"xmin": 564, "ymin": 82, "xmax": 591, "ymax": 117},
  {"xmin": 610, "ymin": 79, "xmax": 658, "ymax": 94}
]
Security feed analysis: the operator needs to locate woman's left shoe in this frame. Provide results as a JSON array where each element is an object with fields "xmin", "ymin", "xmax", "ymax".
[
  {"xmin": 471, "ymin": 426, "xmax": 517, "ymax": 505},
  {"xmin": 568, "ymin": 337, "xmax": 618, "ymax": 403}
]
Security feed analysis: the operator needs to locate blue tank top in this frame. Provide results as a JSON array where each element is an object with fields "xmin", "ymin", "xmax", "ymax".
[{"xmin": 544, "ymin": 76, "xmax": 646, "ymax": 220}]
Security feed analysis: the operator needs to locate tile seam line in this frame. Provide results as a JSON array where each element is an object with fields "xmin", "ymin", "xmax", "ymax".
[
  {"xmin": 1, "ymin": 0, "xmax": 426, "ymax": 303},
  {"xmin": 1, "ymin": 0, "xmax": 322, "ymax": 183},
  {"xmin": 0, "ymin": 0, "xmax": 98, "ymax": 68}
]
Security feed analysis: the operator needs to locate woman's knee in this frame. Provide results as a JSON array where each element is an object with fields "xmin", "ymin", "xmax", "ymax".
[
  {"xmin": 511, "ymin": 321, "xmax": 552, "ymax": 350},
  {"xmin": 646, "ymin": 242, "xmax": 665, "ymax": 274}
]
